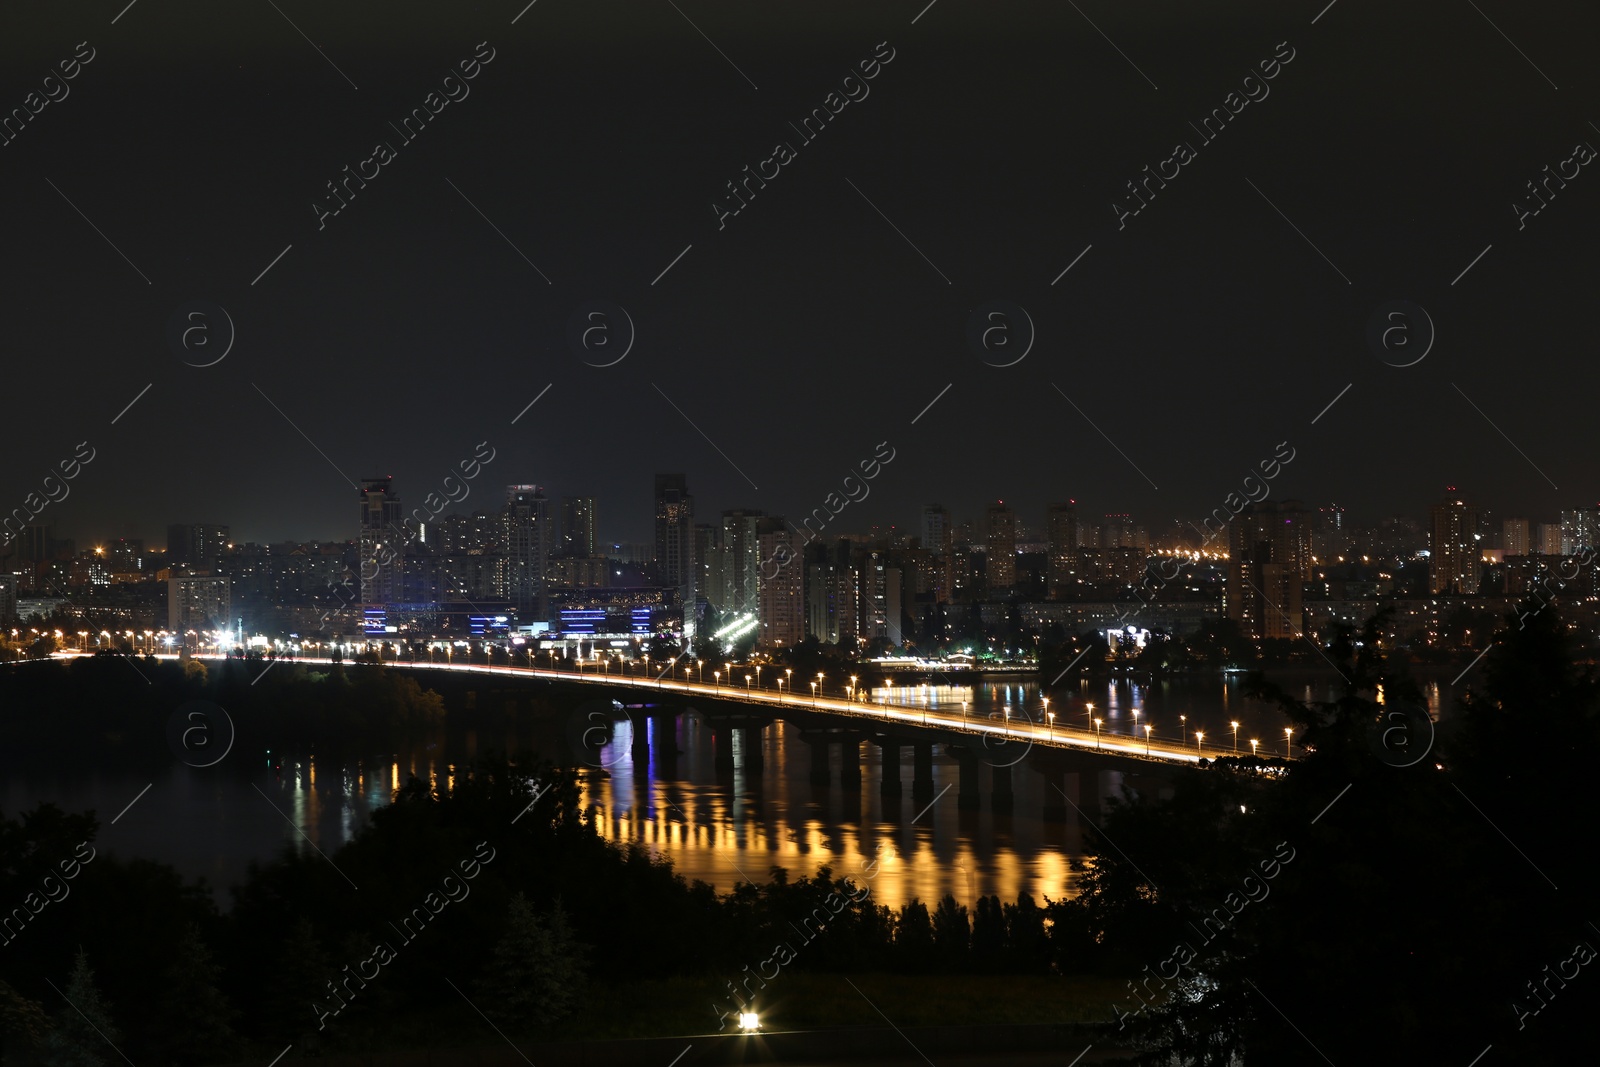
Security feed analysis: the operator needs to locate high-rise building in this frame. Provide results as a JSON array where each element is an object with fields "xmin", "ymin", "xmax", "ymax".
[
  {"xmin": 167, "ymin": 524, "xmax": 230, "ymax": 568},
  {"xmin": 720, "ymin": 509, "xmax": 764, "ymax": 618},
  {"xmin": 1538, "ymin": 523, "xmax": 1564, "ymax": 556},
  {"xmin": 0, "ymin": 575, "xmax": 15, "ymax": 623},
  {"xmin": 1503, "ymin": 518, "xmax": 1531, "ymax": 558},
  {"xmin": 695, "ymin": 523, "xmax": 723, "ymax": 610},
  {"xmin": 806, "ymin": 540, "xmax": 857, "ymax": 646},
  {"xmin": 1100, "ymin": 513, "xmax": 1149, "ymax": 551},
  {"xmin": 1046, "ymin": 502, "xmax": 1079, "ymax": 598},
  {"xmin": 106, "ymin": 538, "xmax": 146, "ymax": 575},
  {"xmin": 757, "ymin": 518, "xmax": 805, "ymax": 648},
  {"xmin": 985, "ymin": 501, "xmax": 1017, "ymax": 592},
  {"xmin": 858, "ymin": 548, "xmax": 899, "ymax": 643},
  {"xmin": 653, "ymin": 474, "xmax": 695, "ymax": 625},
  {"xmin": 504, "ymin": 485, "xmax": 553, "ymax": 618},
  {"xmin": 359, "ymin": 478, "xmax": 405, "ymax": 608},
  {"xmin": 1560, "ymin": 507, "xmax": 1600, "ymax": 556},
  {"xmin": 921, "ymin": 504, "xmax": 953, "ymax": 604},
  {"xmin": 168, "ymin": 574, "xmax": 231, "ymax": 632},
  {"xmin": 1227, "ymin": 500, "xmax": 1308, "ymax": 640},
  {"xmin": 1311, "ymin": 504, "xmax": 1350, "ymax": 563},
  {"xmin": 560, "ymin": 497, "xmax": 596, "ymax": 558},
  {"xmin": 1430, "ymin": 494, "xmax": 1481, "ymax": 594}
]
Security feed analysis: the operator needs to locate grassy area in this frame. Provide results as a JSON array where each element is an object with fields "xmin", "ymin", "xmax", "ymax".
[{"xmin": 552, "ymin": 972, "xmax": 1129, "ymax": 1040}]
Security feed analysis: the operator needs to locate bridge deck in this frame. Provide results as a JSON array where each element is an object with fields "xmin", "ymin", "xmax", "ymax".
[{"xmin": 139, "ymin": 655, "xmax": 1233, "ymax": 767}]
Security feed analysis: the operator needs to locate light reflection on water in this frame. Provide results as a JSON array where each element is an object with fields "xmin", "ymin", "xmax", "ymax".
[
  {"xmin": 581, "ymin": 711, "xmax": 1083, "ymax": 912},
  {"xmin": 1, "ymin": 673, "xmax": 1446, "ymax": 909}
]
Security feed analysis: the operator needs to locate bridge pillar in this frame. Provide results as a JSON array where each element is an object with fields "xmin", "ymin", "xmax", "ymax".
[
  {"xmin": 739, "ymin": 726, "xmax": 764, "ymax": 774},
  {"xmin": 879, "ymin": 741, "xmax": 902, "ymax": 798},
  {"xmin": 911, "ymin": 743, "xmax": 934, "ymax": 801},
  {"xmin": 630, "ymin": 715, "xmax": 650, "ymax": 763},
  {"xmin": 949, "ymin": 747, "xmax": 980, "ymax": 811},
  {"xmin": 652, "ymin": 711, "xmax": 678, "ymax": 751},
  {"xmin": 991, "ymin": 762, "xmax": 1014, "ymax": 812},
  {"xmin": 712, "ymin": 725, "xmax": 735, "ymax": 773},
  {"xmin": 840, "ymin": 740, "xmax": 862, "ymax": 789},
  {"xmin": 808, "ymin": 738, "xmax": 832, "ymax": 785}
]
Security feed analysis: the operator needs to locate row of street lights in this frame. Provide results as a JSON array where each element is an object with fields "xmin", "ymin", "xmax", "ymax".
[{"xmin": 501, "ymin": 653, "xmax": 1303, "ymax": 759}]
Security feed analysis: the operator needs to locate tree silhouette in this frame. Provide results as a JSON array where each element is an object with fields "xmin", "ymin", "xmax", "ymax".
[
  {"xmin": 970, "ymin": 895, "xmax": 1006, "ymax": 970},
  {"xmin": 256, "ymin": 918, "xmax": 334, "ymax": 1048},
  {"xmin": 477, "ymin": 894, "xmax": 587, "ymax": 1031},
  {"xmin": 0, "ymin": 979, "xmax": 48, "ymax": 1065},
  {"xmin": 38, "ymin": 949, "xmax": 120, "ymax": 1067},
  {"xmin": 892, "ymin": 901, "xmax": 935, "ymax": 972},
  {"xmin": 144, "ymin": 923, "xmax": 237, "ymax": 1065},
  {"xmin": 930, "ymin": 894, "xmax": 970, "ymax": 971}
]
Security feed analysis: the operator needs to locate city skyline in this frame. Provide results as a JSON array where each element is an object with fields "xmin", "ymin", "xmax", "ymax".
[{"xmin": 16, "ymin": 478, "xmax": 1600, "ymax": 557}]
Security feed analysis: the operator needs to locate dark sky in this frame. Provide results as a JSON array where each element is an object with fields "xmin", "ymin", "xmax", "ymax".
[{"xmin": 3, "ymin": 0, "xmax": 1596, "ymax": 548}]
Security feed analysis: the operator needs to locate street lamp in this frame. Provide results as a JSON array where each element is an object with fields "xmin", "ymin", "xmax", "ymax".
[
  {"xmin": 1195, "ymin": 730, "xmax": 1204, "ymax": 753},
  {"xmin": 1004, "ymin": 707, "xmax": 1011, "ymax": 737},
  {"xmin": 1250, "ymin": 738, "xmax": 1259, "ymax": 758},
  {"xmin": 745, "ymin": 673, "xmax": 752, "ymax": 695},
  {"xmin": 1284, "ymin": 727, "xmax": 1293, "ymax": 757},
  {"xmin": 1094, "ymin": 717, "xmax": 1103, "ymax": 748},
  {"xmin": 1144, "ymin": 723, "xmax": 1152, "ymax": 755},
  {"xmin": 697, "ymin": 659, "xmax": 704, "ymax": 684},
  {"xmin": 850, "ymin": 674, "xmax": 858, "ymax": 702},
  {"xmin": 1180, "ymin": 714, "xmax": 1187, "ymax": 744},
  {"xmin": 810, "ymin": 680, "xmax": 818, "ymax": 705},
  {"xmin": 1131, "ymin": 708, "xmax": 1139, "ymax": 739},
  {"xmin": 1086, "ymin": 701, "xmax": 1095, "ymax": 733},
  {"xmin": 1231, "ymin": 720, "xmax": 1240, "ymax": 753},
  {"xmin": 1047, "ymin": 711, "xmax": 1055, "ymax": 740},
  {"xmin": 714, "ymin": 670, "xmax": 721, "ymax": 688}
]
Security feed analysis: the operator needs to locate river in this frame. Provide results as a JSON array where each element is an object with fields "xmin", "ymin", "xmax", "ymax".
[{"xmin": 0, "ymin": 671, "xmax": 1447, "ymax": 912}]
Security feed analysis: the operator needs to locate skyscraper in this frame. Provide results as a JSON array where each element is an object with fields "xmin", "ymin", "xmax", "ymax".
[
  {"xmin": 504, "ymin": 485, "xmax": 553, "ymax": 618},
  {"xmin": 857, "ymin": 549, "xmax": 902, "ymax": 644},
  {"xmin": 921, "ymin": 504, "xmax": 953, "ymax": 604},
  {"xmin": 1227, "ymin": 500, "xmax": 1308, "ymax": 640},
  {"xmin": 757, "ymin": 517, "xmax": 805, "ymax": 647},
  {"xmin": 560, "ymin": 496, "xmax": 596, "ymax": 558},
  {"xmin": 359, "ymin": 478, "xmax": 405, "ymax": 608},
  {"xmin": 653, "ymin": 474, "xmax": 695, "ymax": 624},
  {"xmin": 166, "ymin": 523, "xmax": 230, "ymax": 568},
  {"xmin": 1559, "ymin": 507, "xmax": 1600, "ymax": 556},
  {"xmin": 806, "ymin": 540, "xmax": 858, "ymax": 646},
  {"xmin": 1100, "ymin": 513, "xmax": 1148, "ymax": 551},
  {"xmin": 695, "ymin": 522, "xmax": 722, "ymax": 610},
  {"xmin": 1538, "ymin": 523, "xmax": 1564, "ymax": 556},
  {"xmin": 168, "ymin": 574, "xmax": 231, "ymax": 632},
  {"xmin": 1503, "ymin": 517, "xmax": 1531, "ymax": 557},
  {"xmin": 720, "ymin": 509, "xmax": 764, "ymax": 618},
  {"xmin": 1046, "ymin": 501, "xmax": 1079, "ymax": 598},
  {"xmin": 985, "ymin": 501, "xmax": 1017, "ymax": 592},
  {"xmin": 1430, "ymin": 494, "xmax": 1481, "ymax": 595}
]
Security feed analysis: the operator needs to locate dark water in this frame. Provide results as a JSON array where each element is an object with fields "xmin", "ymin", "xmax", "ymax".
[{"xmin": 0, "ymin": 672, "xmax": 1445, "ymax": 911}]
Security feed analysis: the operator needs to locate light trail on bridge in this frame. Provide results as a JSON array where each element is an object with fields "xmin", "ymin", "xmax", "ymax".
[{"xmin": 135, "ymin": 654, "xmax": 1253, "ymax": 767}]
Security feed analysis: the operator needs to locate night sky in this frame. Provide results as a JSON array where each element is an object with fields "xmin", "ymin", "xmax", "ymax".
[{"xmin": 2, "ymin": 0, "xmax": 1596, "ymax": 548}]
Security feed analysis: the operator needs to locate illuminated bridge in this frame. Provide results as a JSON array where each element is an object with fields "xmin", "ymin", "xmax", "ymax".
[{"xmin": 193, "ymin": 655, "xmax": 1283, "ymax": 820}]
